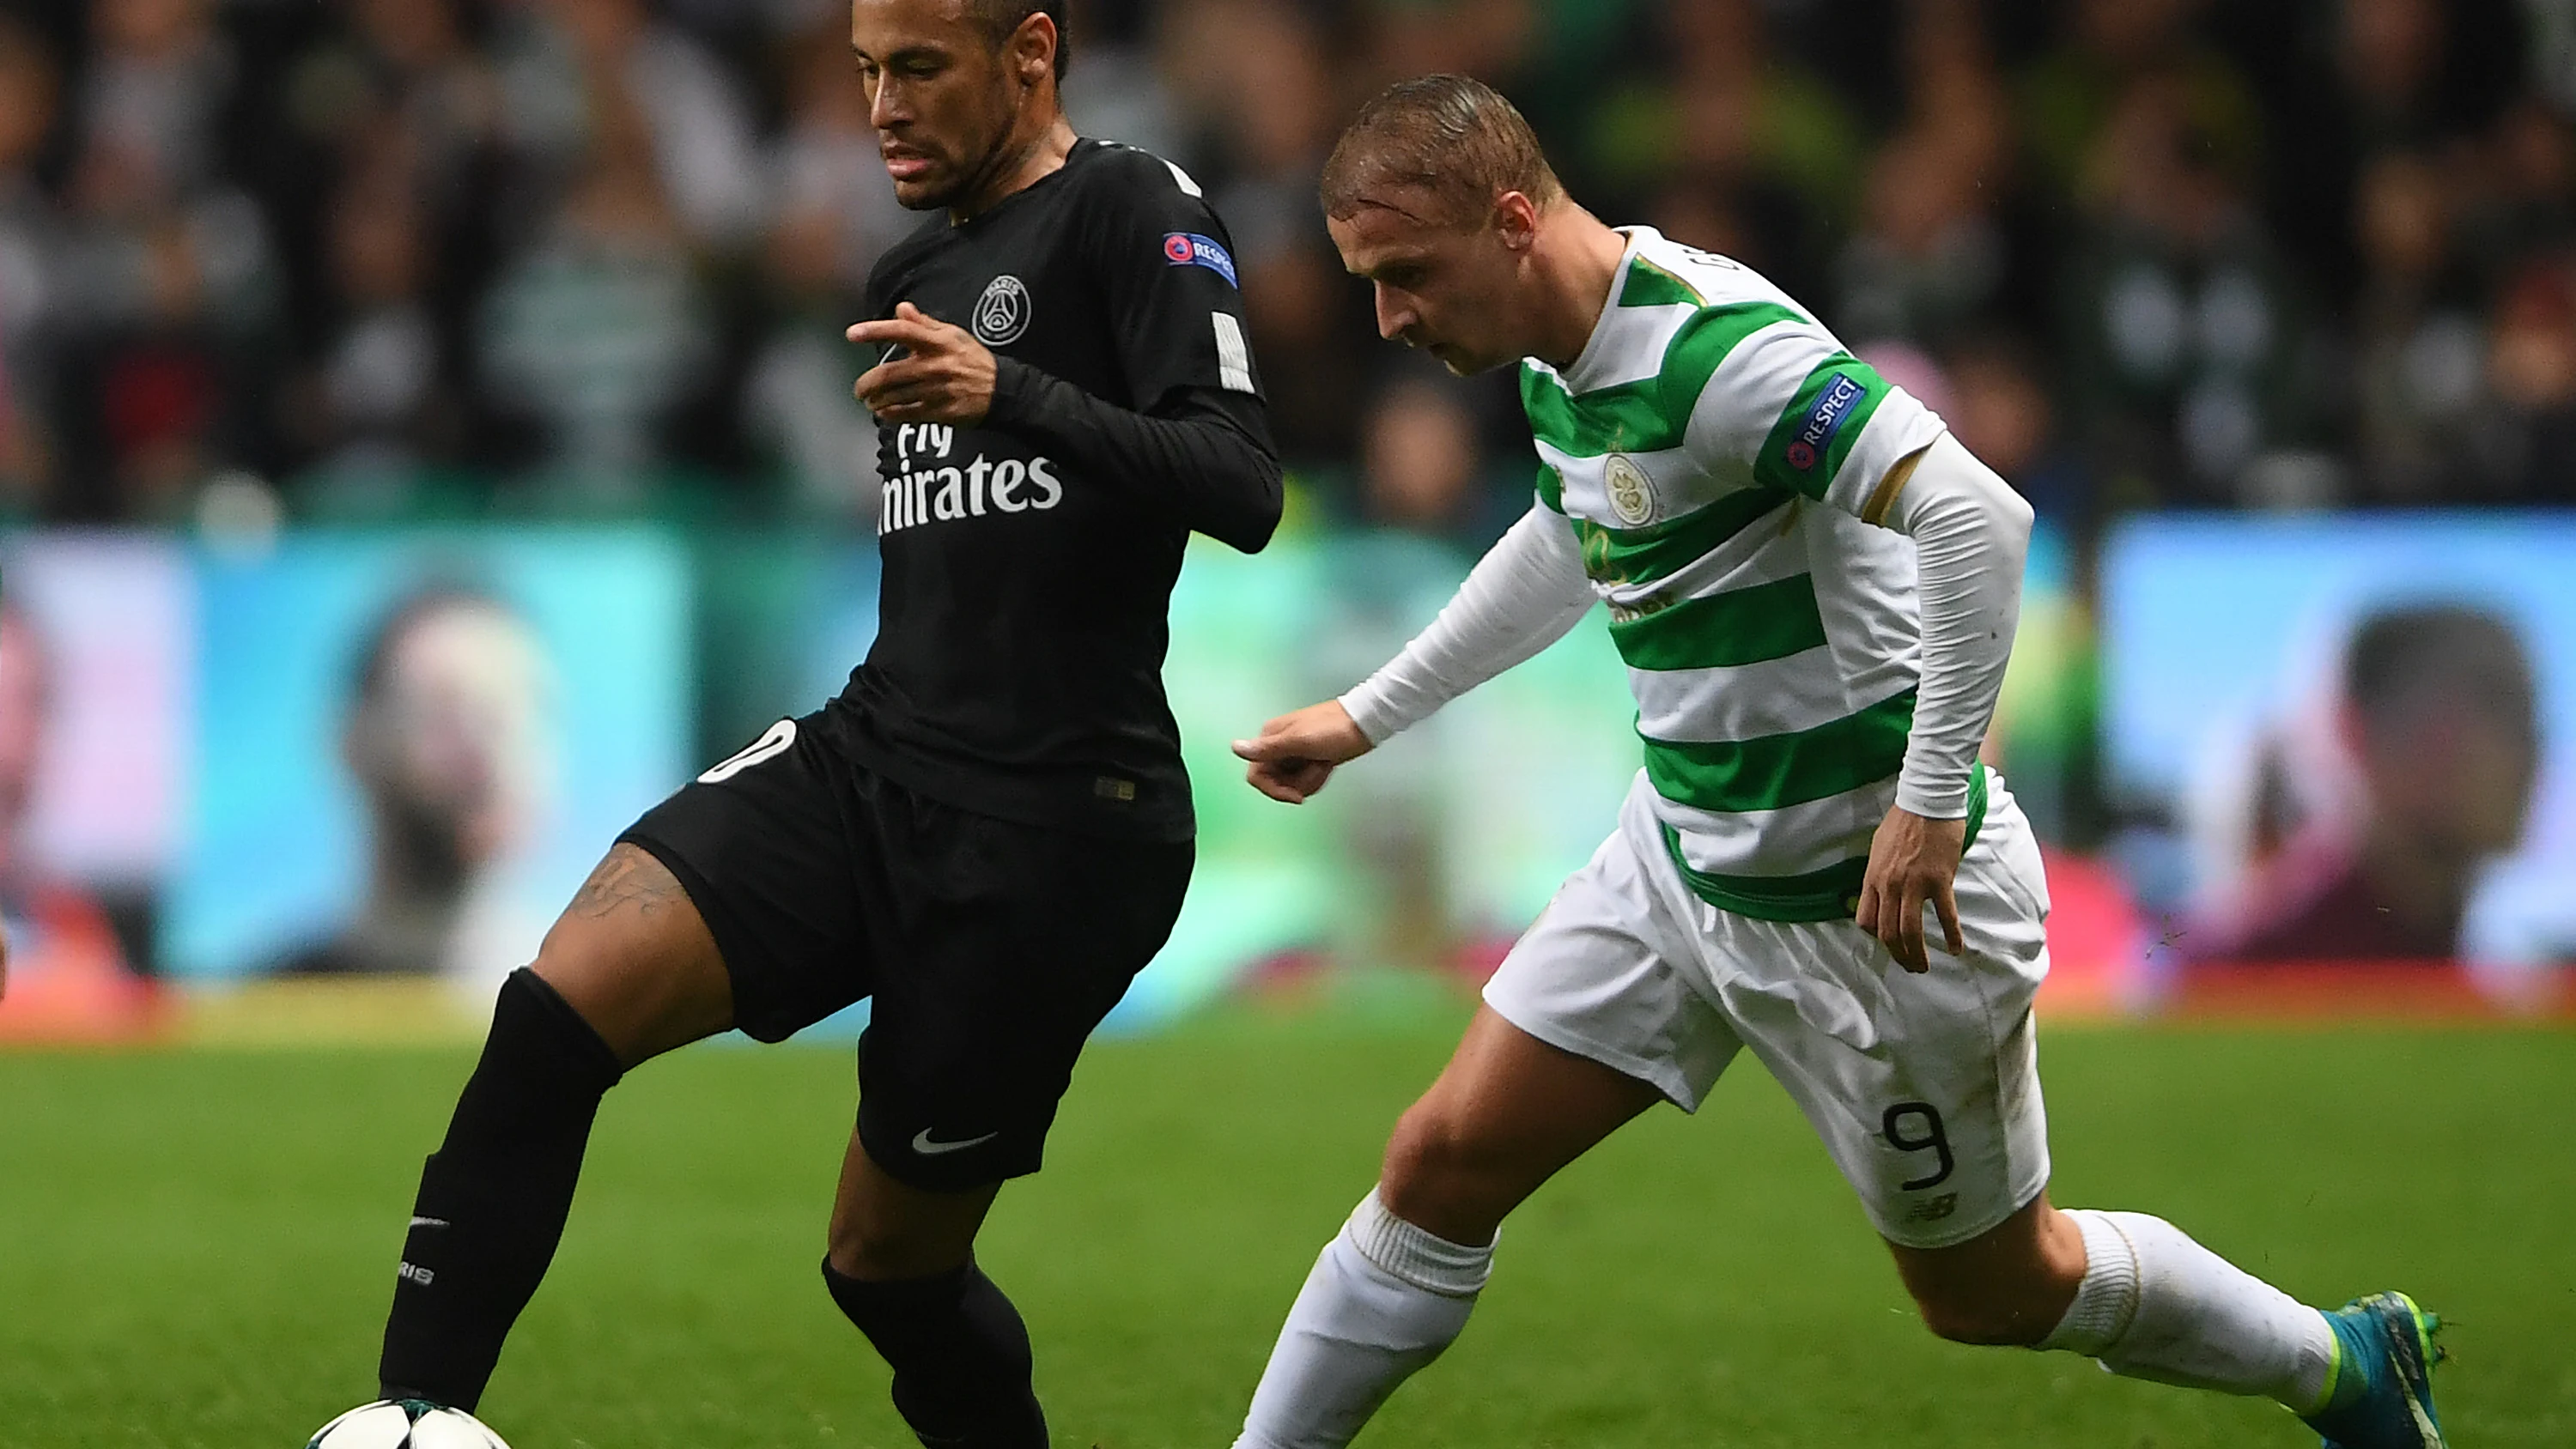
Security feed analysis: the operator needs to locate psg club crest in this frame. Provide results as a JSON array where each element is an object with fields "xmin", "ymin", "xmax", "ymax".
[{"xmin": 973, "ymin": 274, "xmax": 1030, "ymax": 346}]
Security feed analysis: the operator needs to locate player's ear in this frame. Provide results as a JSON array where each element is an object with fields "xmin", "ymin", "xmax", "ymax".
[
  {"xmin": 1011, "ymin": 9, "xmax": 1056, "ymax": 88},
  {"xmin": 1492, "ymin": 190, "xmax": 1540, "ymax": 252}
]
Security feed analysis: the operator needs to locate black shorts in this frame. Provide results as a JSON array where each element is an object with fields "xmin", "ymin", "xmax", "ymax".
[{"xmin": 618, "ymin": 707, "xmax": 1193, "ymax": 1191}]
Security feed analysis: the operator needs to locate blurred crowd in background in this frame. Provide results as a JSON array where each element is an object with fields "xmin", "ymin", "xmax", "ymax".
[
  {"xmin": 2, "ymin": 0, "xmax": 2575, "ymax": 536},
  {"xmin": 5, "ymin": 0, "xmax": 2576, "ymax": 1037}
]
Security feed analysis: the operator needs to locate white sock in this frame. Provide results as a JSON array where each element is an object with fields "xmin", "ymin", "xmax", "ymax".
[
  {"xmin": 1233, "ymin": 1189, "xmax": 1494, "ymax": 1449},
  {"xmin": 2039, "ymin": 1209, "xmax": 2337, "ymax": 1413}
]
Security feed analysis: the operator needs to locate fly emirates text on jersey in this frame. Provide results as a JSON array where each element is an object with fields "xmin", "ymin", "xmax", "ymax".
[{"xmin": 878, "ymin": 422, "xmax": 1063, "ymax": 535}]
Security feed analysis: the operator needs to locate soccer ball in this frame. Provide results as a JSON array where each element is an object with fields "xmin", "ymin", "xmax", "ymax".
[{"xmin": 306, "ymin": 1400, "xmax": 510, "ymax": 1449}]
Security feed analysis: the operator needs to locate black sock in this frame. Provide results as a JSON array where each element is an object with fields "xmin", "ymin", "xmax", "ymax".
[
  {"xmin": 822, "ymin": 1258, "xmax": 1048, "ymax": 1449},
  {"xmin": 378, "ymin": 967, "xmax": 624, "ymax": 1410}
]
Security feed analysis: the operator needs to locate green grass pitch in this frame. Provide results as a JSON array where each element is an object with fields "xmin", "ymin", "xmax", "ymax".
[{"xmin": 3, "ymin": 1014, "xmax": 2570, "ymax": 1447}]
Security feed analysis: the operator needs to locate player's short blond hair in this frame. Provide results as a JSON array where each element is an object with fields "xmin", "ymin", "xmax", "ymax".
[{"xmin": 1319, "ymin": 74, "xmax": 1564, "ymax": 228}]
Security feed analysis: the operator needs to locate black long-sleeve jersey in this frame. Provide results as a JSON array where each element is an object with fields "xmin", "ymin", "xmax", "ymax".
[{"xmin": 835, "ymin": 138, "xmax": 1283, "ymax": 842}]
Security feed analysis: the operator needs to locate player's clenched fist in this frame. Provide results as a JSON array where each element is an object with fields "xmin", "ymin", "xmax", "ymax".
[
  {"xmin": 1233, "ymin": 700, "xmax": 1372, "ymax": 804},
  {"xmin": 847, "ymin": 301, "xmax": 998, "ymax": 425}
]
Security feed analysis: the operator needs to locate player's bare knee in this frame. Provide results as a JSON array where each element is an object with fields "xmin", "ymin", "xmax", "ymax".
[
  {"xmin": 826, "ymin": 1212, "xmax": 938, "ymax": 1281},
  {"xmin": 523, "ymin": 931, "xmax": 640, "ymax": 1062},
  {"xmin": 1914, "ymin": 1290, "xmax": 2049, "ymax": 1346},
  {"xmin": 1909, "ymin": 1264, "xmax": 2077, "ymax": 1347},
  {"xmin": 823, "ymin": 1221, "xmax": 878, "ymax": 1280},
  {"xmin": 527, "ymin": 846, "xmax": 732, "ymax": 1064},
  {"xmin": 1378, "ymin": 1102, "xmax": 1508, "ymax": 1239},
  {"xmin": 1380, "ymin": 1102, "xmax": 1467, "ymax": 1198}
]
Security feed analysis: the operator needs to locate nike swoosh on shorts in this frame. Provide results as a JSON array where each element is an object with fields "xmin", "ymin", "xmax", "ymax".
[{"xmin": 910, "ymin": 1128, "xmax": 999, "ymax": 1156}]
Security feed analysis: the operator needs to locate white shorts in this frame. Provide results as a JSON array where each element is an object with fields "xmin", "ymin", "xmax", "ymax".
[{"xmin": 1483, "ymin": 772, "xmax": 2054, "ymax": 1249}]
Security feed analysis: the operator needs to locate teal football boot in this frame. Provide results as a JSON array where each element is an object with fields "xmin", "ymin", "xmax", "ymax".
[{"xmin": 2301, "ymin": 1292, "xmax": 2446, "ymax": 1449}]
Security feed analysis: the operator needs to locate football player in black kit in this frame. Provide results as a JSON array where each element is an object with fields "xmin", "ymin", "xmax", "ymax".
[{"xmin": 330, "ymin": 1, "xmax": 1280, "ymax": 1445}]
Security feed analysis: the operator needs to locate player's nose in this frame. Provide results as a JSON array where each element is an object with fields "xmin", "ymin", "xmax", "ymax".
[
  {"xmin": 869, "ymin": 81, "xmax": 910, "ymax": 130},
  {"xmin": 1372, "ymin": 285, "xmax": 1414, "ymax": 343}
]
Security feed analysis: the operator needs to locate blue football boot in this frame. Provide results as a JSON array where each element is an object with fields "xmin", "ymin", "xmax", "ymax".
[{"xmin": 2300, "ymin": 1291, "xmax": 2447, "ymax": 1449}]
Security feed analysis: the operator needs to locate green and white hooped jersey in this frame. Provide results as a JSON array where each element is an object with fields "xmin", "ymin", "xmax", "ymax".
[{"xmin": 1525, "ymin": 227, "xmax": 1982, "ymax": 921}]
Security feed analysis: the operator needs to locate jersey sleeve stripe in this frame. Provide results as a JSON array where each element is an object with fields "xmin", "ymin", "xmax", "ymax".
[
  {"xmin": 1859, "ymin": 443, "xmax": 1931, "ymax": 526},
  {"xmin": 1607, "ymin": 572, "xmax": 1828, "ymax": 671},
  {"xmin": 1638, "ymin": 685, "xmax": 1915, "ymax": 815},
  {"xmin": 1826, "ymin": 399, "xmax": 1949, "ymax": 519},
  {"xmin": 1211, "ymin": 312, "xmax": 1255, "ymax": 392},
  {"xmin": 1682, "ymin": 321, "xmax": 1842, "ymax": 471},
  {"xmin": 1753, "ymin": 355, "xmax": 1892, "ymax": 500}
]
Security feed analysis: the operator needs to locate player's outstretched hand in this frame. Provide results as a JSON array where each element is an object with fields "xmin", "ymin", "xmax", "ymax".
[
  {"xmin": 1855, "ymin": 804, "xmax": 1967, "ymax": 973},
  {"xmin": 848, "ymin": 301, "xmax": 998, "ymax": 426},
  {"xmin": 1233, "ymin": 701, "xmax": 1373, "ymax": 804}
]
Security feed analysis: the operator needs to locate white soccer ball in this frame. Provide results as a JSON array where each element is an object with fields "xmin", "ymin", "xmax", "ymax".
[{"xmin": 306, "ymin": 1400, "xmax": 511, "ymax": 1449}]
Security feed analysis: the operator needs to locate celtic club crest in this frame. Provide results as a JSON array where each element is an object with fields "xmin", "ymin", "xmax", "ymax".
[{"xmin": 1602, "ymin": 453, "xmax": 1655, "ymax": 526}]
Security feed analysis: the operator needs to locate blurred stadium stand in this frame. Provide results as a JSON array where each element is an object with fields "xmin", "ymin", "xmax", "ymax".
[{"xmin": 1, "ymin": 0, "xmax": 2571, "ymax": 1038}]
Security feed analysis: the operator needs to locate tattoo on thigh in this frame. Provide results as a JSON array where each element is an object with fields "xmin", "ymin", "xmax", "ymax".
[{"xmin": 567, "ymin": 848, "xmax": 681, "ymax": 920}]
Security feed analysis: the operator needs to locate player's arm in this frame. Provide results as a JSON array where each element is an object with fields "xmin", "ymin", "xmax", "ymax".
[
  {"xmin": 982, "ymin": 361, "xmax": 1280, "ymax": 552},
  {"xmin": 1753, "ymin": 357, "xmax": 2031, "ymax": 834},
  {"xmin": 857, "ymin": 154, "xmax": 1283, "ymax": 552},
  {"xmin": 1030, "ymin": 155, "xmax": 1281, "ymax": 552},
  {"xmin": 1689, "ymin": 328, "xmax": 2029, "ymax": 967},
  {"xmin": 1850, "ymin": 432, "xmax": 2031, "ymax": 971},
  {"xmin": 846, "ymin": 302, "xmax": 1280, "ymax": 553},
  {"xmin": 1234, "ymin": 503, "xmax": 1595, "ymax": 803}
]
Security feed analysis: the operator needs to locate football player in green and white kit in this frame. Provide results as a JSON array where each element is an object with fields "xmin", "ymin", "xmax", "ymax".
[{"xmin": 1225, "ymin": 76, "xmax": 2446, "ymax": 1449}]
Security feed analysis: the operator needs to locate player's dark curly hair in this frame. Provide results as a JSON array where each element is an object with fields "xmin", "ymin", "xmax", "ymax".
[
  {"xmin": 1321, "ymin": 74, "xmax": 1563, "ymax": 227},
  {"xmin": 967, "ymin": 0, "xmax": 1069, "ymax": 79}
]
